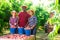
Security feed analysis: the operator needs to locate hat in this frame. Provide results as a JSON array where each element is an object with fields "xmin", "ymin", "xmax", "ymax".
[
  {"xmin": 11, "ymin": 10, "xmax": 16, "ymax": 14},
  {"xmin": 50, "ymin": 10, "xmax": 56, "ymax": 14},
  {"xmin": 22, "ymin": 6, "xmax": 27, "ymax": 8},
  {"xmin": 12, "ymin": 10, "xmax": 16, "ymax": 13}
]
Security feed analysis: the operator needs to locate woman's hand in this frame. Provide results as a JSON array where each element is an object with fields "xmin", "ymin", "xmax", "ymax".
[
  {"xmin": 11, "ymin": 25, "xmax": 16, "ymax": 28},
  {"xmin": 31, "ymin": 27, "xmax": 33, "ymax": 29},
  {"xmin": 14, "ymin": 23, "xmax": 17, "ymax": 25},
  {"xmin": 25, "ymin": 26, "xmax": 31, "ymax": 30},
  {"xmin": 31, "ymin": 25, "xmax": 35, "ymax": 29}
]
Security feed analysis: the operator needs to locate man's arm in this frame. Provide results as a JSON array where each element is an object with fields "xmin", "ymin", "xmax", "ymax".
[
  {"xmin": 25, "ymin": 13, "xmax": 31, "ymax": 27},
  {"xmin": 18, "ymin": 12, "xmax": 21, "ymax": 26}
]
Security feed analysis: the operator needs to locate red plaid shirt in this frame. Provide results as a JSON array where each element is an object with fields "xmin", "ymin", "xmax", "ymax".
[{"xmin": 18, "ymin": 12, "xmax": 30, "ymax": 27}]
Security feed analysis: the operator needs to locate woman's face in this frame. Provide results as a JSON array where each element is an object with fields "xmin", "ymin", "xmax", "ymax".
[
  {"xmin": 12, "ymin": 12, "xmax": 16, "ymax": 16},
  {"xmin": 29, "ymin": 11, "xmax": 33, "ymax": 16},
  {"xmin": 28, "ymin": 11, "xmax": 33, "ymax": 16}
]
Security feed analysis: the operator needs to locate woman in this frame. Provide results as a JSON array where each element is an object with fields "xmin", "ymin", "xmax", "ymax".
[{"xmin": 26, "ymin": 10, "xmax": 37, "ymax": 35}]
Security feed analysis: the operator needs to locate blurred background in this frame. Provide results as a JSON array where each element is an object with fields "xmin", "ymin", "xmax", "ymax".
[{"xmin": 0, "ymin": 0, "xmax": 60, "ymax": 40}]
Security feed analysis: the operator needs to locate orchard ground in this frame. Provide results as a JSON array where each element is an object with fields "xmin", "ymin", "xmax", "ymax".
[{"xmin": 0, "ymin": 27, "xmax": 60, "ymax": 40}]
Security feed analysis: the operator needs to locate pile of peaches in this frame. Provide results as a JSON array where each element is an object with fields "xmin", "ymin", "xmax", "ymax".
[{"xmin": 0, "ymin": 34, "xmax": 35, "ymax": 40}]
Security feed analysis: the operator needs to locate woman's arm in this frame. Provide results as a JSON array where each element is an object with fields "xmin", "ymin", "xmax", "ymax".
[
  {"xmin": 9, "ymin": 17, "xmax": 12, "ymax": 26},
  {"xmin": 31, "ymin": 16, "xmax": 37, "ymax": 29},
  {"xmin": 31, "ymin": 24, "xmax": 36, "ymax": 29},
  {"xmin": 9, "ymin": 17, "xmax": 15, "ymax": 28}
]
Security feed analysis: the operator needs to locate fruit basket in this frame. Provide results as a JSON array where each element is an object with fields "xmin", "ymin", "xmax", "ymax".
[{"xmin": 0, "ymin": 34, "xmax": 35, "ymax": 40}]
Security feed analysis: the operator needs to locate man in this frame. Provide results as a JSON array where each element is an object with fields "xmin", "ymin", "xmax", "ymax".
[
  {"xmin": 44, "ymin": 11, "xmax": 55, "ymax": 34},
  {"xmin": 18, "ymin": 6, "xmax": 30, "ymax": 34}
]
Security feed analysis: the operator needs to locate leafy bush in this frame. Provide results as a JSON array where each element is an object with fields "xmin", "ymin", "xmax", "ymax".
[{"xmin": 35, "ymin": 6, "xmax": 49, "ymax": 29}]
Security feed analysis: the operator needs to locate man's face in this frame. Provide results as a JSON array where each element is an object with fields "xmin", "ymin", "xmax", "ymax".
[
  {"xmin": 22, "ymin": 7, "xmax": 26, "ymax": 12},
  {"xmin": 50, "ymin": 13, "xmax": 54, "ymax": 18}
]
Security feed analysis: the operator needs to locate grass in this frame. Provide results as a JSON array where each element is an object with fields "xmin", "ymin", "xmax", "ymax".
[{"xmin": 36, "ymin": 29, "xmax": 48, "ymax": 40}]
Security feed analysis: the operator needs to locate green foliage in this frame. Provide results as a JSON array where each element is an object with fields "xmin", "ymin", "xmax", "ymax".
[
  {"xmin": 35, "ymin": 6, "xmax": 49, "ymax": 29},
  {"xmin": 58, "ymin": 0, "xmax": 60, "ymax": 4}
]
